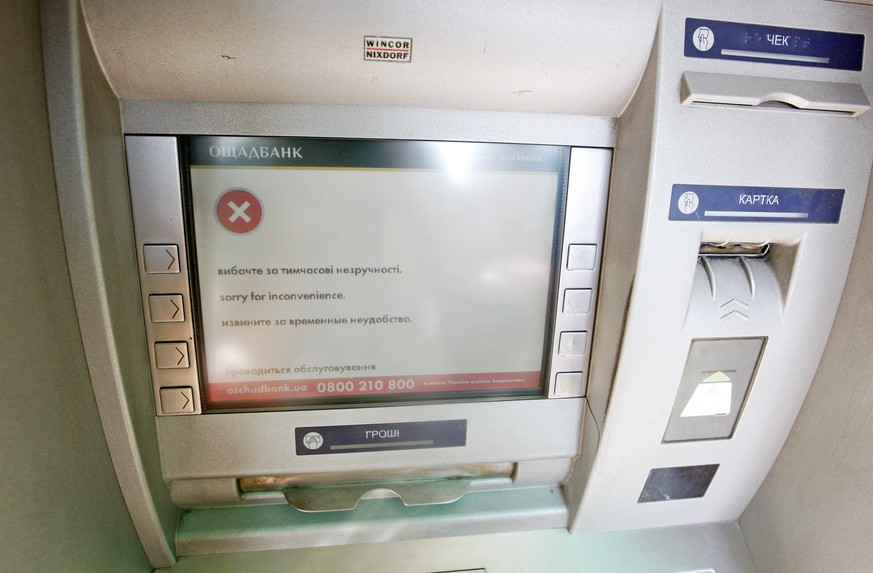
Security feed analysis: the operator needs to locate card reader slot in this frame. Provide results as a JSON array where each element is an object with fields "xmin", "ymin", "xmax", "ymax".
[
  {"xmin": 699, "ymin": 241, "xmax": 770, "ymax": 258},
  {"xmin": 697, "ymin": 242, "xmax": 780, "ymax": 302},
  {"xmin": 695, "ymin": 252, "xmax": 765, "ymax": 302},
  {"xmin": 680, "ymin": 71, "xmax": 870, "ymax": 117}
]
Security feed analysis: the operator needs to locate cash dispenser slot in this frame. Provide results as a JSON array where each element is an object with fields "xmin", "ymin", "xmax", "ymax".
[
  {"xmin": 680, "ymin": 71, "xmax": 870, "ymax": 117},
  {"xmin": 238, "ymin": 463, "xmax": 516, "ymax": 512}
]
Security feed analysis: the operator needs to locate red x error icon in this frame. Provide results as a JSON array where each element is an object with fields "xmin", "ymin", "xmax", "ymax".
[{"xmin": 215, "ymin": 189, "xmax": 262, "ymax": 234}]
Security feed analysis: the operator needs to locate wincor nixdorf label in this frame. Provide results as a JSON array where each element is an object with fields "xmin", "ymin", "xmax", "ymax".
[
  {"xmin": 364, "ymin": 36, "xmax": 412, "ymax": 62},
  {"xmin": 296, "ymin": 420, "xmax": 466, "ymax": 455}
]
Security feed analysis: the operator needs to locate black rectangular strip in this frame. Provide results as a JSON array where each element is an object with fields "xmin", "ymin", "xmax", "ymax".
[
  {"xmin": 685, "ymin": 18, "xmax": 864, "ymax": 71},
  {"xmin": 188, "ymin": 136, "xmax": 564, "ymax": 172},
  {"xmin": 669, "ymin": 184, "xmax": 844, "ymax": 223},
  {"xmin": 296, "ymin": 419, "xmax": 467, "ymax": 455}
]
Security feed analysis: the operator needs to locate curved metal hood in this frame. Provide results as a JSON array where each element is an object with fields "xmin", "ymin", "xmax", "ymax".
[{"xmin": 80, "ymin": 0, "xmax": 660, "ymax": 116}]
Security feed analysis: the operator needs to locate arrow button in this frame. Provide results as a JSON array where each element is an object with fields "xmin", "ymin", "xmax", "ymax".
[
  {"xmin": 154, "ymin": 341, "xmax": 190, "ymax": 369},
  {"xmin": 143, "ymin": 244, "xmax": 181, "ymax": 274},
  {"xmin": 159, "ymin": 387, "xmax": 195, "ymax": 414},
  {"xmin": 148, "ymin": 294, "xmax": 185, "ymax": 323},
  {"xmin": 563, "ymin": 289, "xmax": 593, "ymax": 314}
]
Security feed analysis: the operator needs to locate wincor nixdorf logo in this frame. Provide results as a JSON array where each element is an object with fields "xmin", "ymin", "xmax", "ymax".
[{"xmin": 364, "ymin": 36, "xmax": 412, "ymax": 62}]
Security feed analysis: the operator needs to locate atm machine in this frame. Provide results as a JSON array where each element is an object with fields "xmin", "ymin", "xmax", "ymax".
[{"xmin": 40, "ymin": 0, "xmax": 873, "ymax": 570}]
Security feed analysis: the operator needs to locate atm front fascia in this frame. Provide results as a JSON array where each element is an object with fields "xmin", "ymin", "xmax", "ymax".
[
  {"xmin": 127, "ymin": 132, "xmax": 611, "ymax": 509},
  {"xmin": 41, "ymin": 0, "xmax": 873, "ymax": 569}
]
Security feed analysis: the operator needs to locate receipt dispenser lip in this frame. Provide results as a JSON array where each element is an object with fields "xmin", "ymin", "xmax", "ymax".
[{"xmin": 680, "ymin": 71, "xmax": 871, "ymax": 117}]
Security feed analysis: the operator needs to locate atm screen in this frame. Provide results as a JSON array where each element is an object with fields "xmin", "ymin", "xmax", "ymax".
[{"xmin": 185, "ymin": 137, "xmax": 568, "ymax": 409}]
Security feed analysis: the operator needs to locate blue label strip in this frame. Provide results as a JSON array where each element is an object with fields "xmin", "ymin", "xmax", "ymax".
[
  {"xmin": 685, "ymin": 18, "xmax": 864, "ymax": 71},
  {"xmin": 296, "ymin": 419, "xmax": 467, "ymax": 455},
  {"xmin": 669, "ymin": 185, "xmax": 844, "ymax": 223}
]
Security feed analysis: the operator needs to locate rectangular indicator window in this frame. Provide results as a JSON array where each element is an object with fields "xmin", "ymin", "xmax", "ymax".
[{"xmin": 186, "ymin": 137, "xmax": 566, "ymax": 410}]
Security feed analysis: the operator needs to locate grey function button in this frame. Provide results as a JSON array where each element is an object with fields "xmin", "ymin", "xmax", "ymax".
[
  {"xmin": 148, "ymin": 294, "xmax": 184, "ymax": 322},
  {"xmin": 143, "ymin": 244, "xmax": 180, "ymax": 273},
  {"xmin": 563, "ymin": 289, "xmax": 593, "ymax": 314},
  {"xmin": 567, "ymin": 244, "xmax": 597, "ymax": 271},
  {"xmin": 554, "ymin": 372, "xmax": 584, "ymax": 397},
  {"xmin": 154, "ymin": 341, "xmax": 190, "ymax": 369},
  {"xmin": 559, "ymin": 331, "xmax": 588, "ymax": 355},
  {"xmin": 159, "ymin": 387, "xmax": 195, "ymax": 414}
]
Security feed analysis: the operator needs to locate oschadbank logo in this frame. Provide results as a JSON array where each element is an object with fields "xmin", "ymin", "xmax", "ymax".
[{"xmin": 208, "ymin": 144, "xmax": 303, "ymax": 160}]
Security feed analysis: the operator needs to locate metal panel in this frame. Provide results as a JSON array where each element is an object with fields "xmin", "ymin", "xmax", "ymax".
[
  {"xmin": 126, "ymin": 136, "xmax": 202, "ymax": 415},
  {"xmin": 40, "ymin": 0, "xmax": 177, "ymax": 566}
]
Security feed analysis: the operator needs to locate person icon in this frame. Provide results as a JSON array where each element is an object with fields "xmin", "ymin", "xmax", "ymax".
[
  {"xmin": 678, "ymin": 191, "xmax": 699, "ymax": 215},
  {"xmin": 693, "ymin": 27, "xmax": 714, "ymax": 52},
  {"xmin": 303, "ymin": 432, "xmax": 324, "ymax": 450},
  {"xmin": 697, "ymin": 28, "xmax": 710, "ymax": 50},
  {"xmin": 684, "ymin": 193, "xmax": 695, "ymax": 212}
]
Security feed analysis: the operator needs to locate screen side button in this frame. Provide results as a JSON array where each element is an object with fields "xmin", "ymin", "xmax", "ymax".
[
  {"xmin": 143, "ymin": 244, "xmax": 180, "ymax": 273},
  {"xmin": 148, "ymin": 294, "xmax": 185, "ymax": 322},
  {"xmin": 554, "ymin": 372, "xmax": 584, "ymax": 397},
  {"xmin": 563, "ymin": 289, "xmax": 593, "ymax": 314},
  {"xmin": 559, "ymin": 331, "xmax": 588, "ymax": 355},
  {"xmin": 159, "ymin": 387, "xmax": 195, "ymax": 414},
  {"xmin": 567, "ymin": 244, "xmax": 597, "ymax": 270},
  {"xmin": 154, "ymin": 341, "xmax": 190, "ymax": 369}
]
